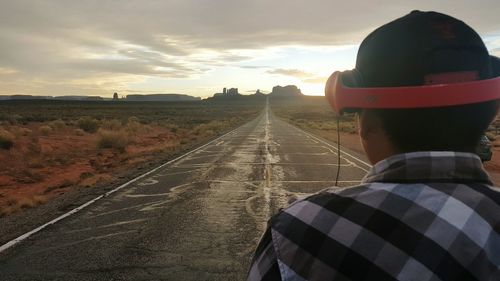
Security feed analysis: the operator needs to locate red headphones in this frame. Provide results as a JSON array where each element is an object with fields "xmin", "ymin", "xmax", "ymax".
[{"xmin": 325, "ymin": 70, "xmax": 500, "ymax": 114}]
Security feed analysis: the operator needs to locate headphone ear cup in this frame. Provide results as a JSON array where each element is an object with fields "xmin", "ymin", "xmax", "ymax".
[{"xmin": 325, "ymin": 71, "xmax": 341, "ymax": 114}]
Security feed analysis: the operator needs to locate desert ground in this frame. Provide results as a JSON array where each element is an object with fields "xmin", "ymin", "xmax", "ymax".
[
  {"xmin": 1, "ymin": 97, "xmax": 499, "ymax": 218},
  {"xmin": 0, "ymin": 99, "xmax": 263, "ymax": 216}
]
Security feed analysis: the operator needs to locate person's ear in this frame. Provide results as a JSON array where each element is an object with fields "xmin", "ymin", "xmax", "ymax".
[{"xmin": 359, "ymin": 110, "xmax": 383, "ymax": 140}]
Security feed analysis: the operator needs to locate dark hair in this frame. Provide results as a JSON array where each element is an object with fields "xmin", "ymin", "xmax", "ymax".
[{"xmin": 370, "ymin": 100, "xmax": 498, "ymax": 153}]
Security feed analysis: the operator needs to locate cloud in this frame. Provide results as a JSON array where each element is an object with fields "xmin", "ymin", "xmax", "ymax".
[
  {"xmin": 239, "ymin": 65, "xmax": 269, "ymax": 69},
  {"xmin": 267, "ymin": 68, "xmax": 326, "ymax": 84},
  {"xmin": 304, "ymin": 77, "xmax": 328, "ymax": 84},
  {"xmin": 267, "ymin": 68, "xmax": 313, "ymax": 78},
  {"xmin": 0, "ymin": 1, "xmax": 499, "ymax": 96},
  {"xmin": 0, "ymin": 67, "xmax": 17, "ymax": 75}
]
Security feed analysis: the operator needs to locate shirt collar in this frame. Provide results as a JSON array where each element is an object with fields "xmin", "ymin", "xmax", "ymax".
[{"xmin": 362, "ymin": 151, "xmax": 492, "ymax": 185}]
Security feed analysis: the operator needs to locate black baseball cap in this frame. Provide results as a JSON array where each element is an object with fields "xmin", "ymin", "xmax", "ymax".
[
  {"xmin": 353, "ymin": 10, "xmax": 494, "ymax": 88},
  {"xmin": 326, "ymin": 10, "xmax": 500, "ymax": 113}
]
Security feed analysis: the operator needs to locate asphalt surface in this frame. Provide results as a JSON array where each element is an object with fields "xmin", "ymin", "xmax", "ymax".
[{"xmin": 0, "ymin": 102, "xmax": 371, "ymax": 280}]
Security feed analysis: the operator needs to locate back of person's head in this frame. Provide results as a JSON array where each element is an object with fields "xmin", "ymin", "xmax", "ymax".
[{"xmin": 354, "ymin": 11, "xmax": 499, "ymax": 153}]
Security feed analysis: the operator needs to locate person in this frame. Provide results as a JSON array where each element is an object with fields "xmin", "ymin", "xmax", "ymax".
[{"xmin": 248, "ymin": 10, "xmax": 500, "ymax": 281}]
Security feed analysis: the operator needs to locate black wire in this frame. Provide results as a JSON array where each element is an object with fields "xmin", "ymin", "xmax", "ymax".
[{"xmin": 335, "ymin": 117, "xmax": 341, "ymax": 186}]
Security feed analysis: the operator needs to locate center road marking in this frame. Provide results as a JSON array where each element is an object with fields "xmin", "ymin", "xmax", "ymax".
[{"xmin": 262, "ymin": 100, "xmax": 273, "ymax": 226}]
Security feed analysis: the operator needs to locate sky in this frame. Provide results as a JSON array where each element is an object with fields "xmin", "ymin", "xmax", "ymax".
[{"xmin": 0, "ymin": 1, "xmax": 499, "ymax": 98}]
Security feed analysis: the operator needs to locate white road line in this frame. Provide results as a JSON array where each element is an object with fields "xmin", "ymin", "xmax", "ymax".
[
  {"xmin": 180, "ymin": 153, "xmax": 221, "ymax": 160},
  {"xmin": 155, "ymin": 169, "xmax": 203, "ymax": 177},
  {"xmin": 0, "ymin": 123, "xmax": 247, "ymax": 254},
  {"xmin": 290, "ymin": 125, "xmax": 372, "ymax": 169}
]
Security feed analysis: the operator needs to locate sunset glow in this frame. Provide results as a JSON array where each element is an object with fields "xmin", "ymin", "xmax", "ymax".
[{"xmin": 0, "ymin": 1, "xmax": 499, "ymax": 98}]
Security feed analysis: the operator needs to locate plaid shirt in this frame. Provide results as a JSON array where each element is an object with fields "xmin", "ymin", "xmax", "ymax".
[{"xmin": 248, "ymin": 151, "xmax": 500, "ymax": 281}]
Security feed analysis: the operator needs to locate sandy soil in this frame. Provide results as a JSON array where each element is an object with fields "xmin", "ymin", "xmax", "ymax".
[
  {"xmin": 2, "ymin": 119, "xmax": 499, "ymax": 218},
  {"xmin": 483, "ymin": 138, "xmax": 500, "ymax": 185},
  {"xmin": 0, "ymin": 123, "xmax": 198, "ymax": 216}
]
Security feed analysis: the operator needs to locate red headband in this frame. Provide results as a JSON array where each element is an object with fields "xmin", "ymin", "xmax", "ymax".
[{"xmin": 325, "ymin": 71, "xmax": 500, "ymax": 114}]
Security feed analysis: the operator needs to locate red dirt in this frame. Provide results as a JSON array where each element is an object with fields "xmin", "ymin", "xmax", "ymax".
[
  {"xmin": 2, "ymin": 121, "xmax": 499, "ymax": 216},
  {"xmin": 483, "ymin": 138, "xmax": 500, "ymax": 185},
  {"xmin": 0, "ymin": 123, "xmax": 180, "ymax": 216}
]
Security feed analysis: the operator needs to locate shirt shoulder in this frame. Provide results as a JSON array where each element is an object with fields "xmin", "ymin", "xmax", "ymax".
[{"xmin": 270, "ymin": 182, "xmax": 500, "ymax": 280}]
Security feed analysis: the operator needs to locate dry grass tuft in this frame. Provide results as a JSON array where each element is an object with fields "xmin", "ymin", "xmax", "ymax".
[
  {"xmin": 77, "ymin": 117, "xmax": 100, "ymax": 133},
  {"xmin": 39, "ymin": 125, "xmax": 52, "ymax": 136},
  {"xmin": 12, "ymin": 126, "xmax": 32, "ymax": 136},
  {"xmin": 15, "ymin": 169, "xmax": 44, "ymax": 184},
  {"xmin": 0, "ymin": 195, "xmax": 48, "ymax": 216},
  {"xmin": 0, "ymin": 128, "xmax": 15, "ymax": 150},
  {"xmin": 48, "ymin": 119, "xmax": 66, "ymax": 130},
  {"xmin": 75, "ymin": 128, "xmax": 85, "ymax": 136},
  {"xmin": 97, "ymin": 129, "xmax": 129, "ymax": 152},
  {"xmin": 101, "ymin": 119, "xmax": 122, "ymax": 131},
  {"xmin": 126, "ymin": 117, "xmax": 142, "ymax": 133}
]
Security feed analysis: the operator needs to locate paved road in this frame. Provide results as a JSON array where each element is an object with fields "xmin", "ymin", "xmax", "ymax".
[{"xmin": 0, "ymin": 102, "xmax": 370, "ymax": 280}]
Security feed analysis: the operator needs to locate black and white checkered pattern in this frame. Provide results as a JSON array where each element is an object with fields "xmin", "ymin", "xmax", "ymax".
[{"xmin": 248, "ymin": 152, "xmax": 500, "ymax": 281}]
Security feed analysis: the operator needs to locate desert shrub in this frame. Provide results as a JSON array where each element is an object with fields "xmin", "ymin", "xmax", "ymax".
[
  {"xmin": 27, "ymin": 137, "xmax": 41, "ymax": 155},
  {"xmin": 18, "ymin": 197, "xmax": 38, "ymax": 208},
  {"xmin": 193, "ymin": 120, "xmax": 227, "ymax": 136},
  {"xmin": 128, "ymin": 116, "xmax": 140, "ymax": 123},
  {"xmin": 126, "ymin": 117, "xmax": 142, "ymax": 133},
  {"xmin": 13, "ymin": 126, "xmax": 32, "ymax": 136},
  {"xmin": 7, "ymin": 195, "xmax": 47, "ymax": 212},
  {"xmin": 48, "ymin": 119, "xmax": 66, "ymax": 130},
  {"xmin": 75, "ymin": 128, "xmax": 85, "ymax": 136},
  {"xmin": 9, "ymin": 126, "xmax": 32, "ymax": 137},
  {"xmin": 339, "ymin": 123, "xmax": 357, "ymax": 134},
  {"xmin": 77, "ymin": 117, "xmax": 100, "ymax": 133},
  {"xmin": 101, "ymin": 119, "xmax": 122, "ymax": 131},
  {"xmin": 307, "ymin": 121, "xmax": 320, "ymax": 130},
  {"xmin": 6, "ymin": 114, "xmax": 22, "ymax": 125},
  {"xmin": 97, "ymin": 129, "xmax": 129, "ymax": 152},
  {"xmin": 80, "ymin": 172, "xmax": 93, "ymax": 180},
  {"xmin": 169, "ymin": 125, "xmax": 179, "ymax": 133},
  {"xmin": 39, "ymin": 125, "xmax": 52, "ymax": 136},
  {"xmin": 0, "ymin": 128, "xmax": 14, "ymax": 150},
  {"xmin": 15, "ymin": 169, "xmax": 44, "ymax": 183}
]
